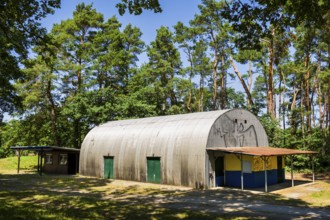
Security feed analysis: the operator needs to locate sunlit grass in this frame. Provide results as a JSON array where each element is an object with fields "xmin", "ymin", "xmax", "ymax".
[
  {"xmin": 300, "ymin": 181, "xmax": 330, "ymax": 207},
  {"xmin": 0, "ymin": 155, "xmax": 38, "ymax": 173}
]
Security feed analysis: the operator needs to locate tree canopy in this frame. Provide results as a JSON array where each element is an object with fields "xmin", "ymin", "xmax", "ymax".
[
  {"xmin": 0, "ymin": 0, "xmax": 60, "ymax": 120},
  {"xmin": 0, "ymin": 0, "xmax": 329, "ymax": 170},
  {"xmin": 116, "ymin": 0, "xmax": 162, "ymax": 15},
  {"xmin": 222, "ymin": 0, "xmax": 330, "ymax": 50}
]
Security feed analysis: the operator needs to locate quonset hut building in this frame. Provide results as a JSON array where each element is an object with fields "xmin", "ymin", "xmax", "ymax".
[{"xmin": 80, "ymin": 109, "xmax": 315, "ymax": 190}]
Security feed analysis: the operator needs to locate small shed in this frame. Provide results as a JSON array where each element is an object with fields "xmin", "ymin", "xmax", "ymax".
[
  {"xmin": 79, "ymin": 109, "xmax": 316, "ymax": 190},
  {"xmin": 11, "ymin": 146, "xmax": 80, "ymax": 175}
]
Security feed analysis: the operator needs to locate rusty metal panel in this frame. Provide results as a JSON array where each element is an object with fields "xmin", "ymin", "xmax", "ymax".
[
  {"xmin": 79, "ymin": 109, "xmax": 269, "ymax": 188},
  {"xmin": 207, "ymin": 147, "xmax": 317, "ymax": 156}
]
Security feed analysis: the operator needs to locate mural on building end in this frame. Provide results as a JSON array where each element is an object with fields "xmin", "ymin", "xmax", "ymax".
[{"xmin": 218, "ymin": 115, "xmax": 258, "ymax": 147}]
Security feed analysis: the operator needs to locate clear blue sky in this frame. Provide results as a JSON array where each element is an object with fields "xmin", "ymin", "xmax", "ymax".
[{"xmin": 43, "ymin": 0, "xmax": 202, "ymax": 45}]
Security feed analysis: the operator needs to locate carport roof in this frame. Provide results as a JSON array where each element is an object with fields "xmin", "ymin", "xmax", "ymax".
[
  {"xmin": 207, "ymin": 147, "xmax": 317, "ymax": 156},
  {"xmin": 10, "ymin": 146, "xmax": 80, "ymax": 152}
]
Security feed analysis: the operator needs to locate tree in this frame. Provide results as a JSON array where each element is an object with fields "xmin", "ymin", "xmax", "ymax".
[
  {"xmin": 191, "ymin": 40, "xmax": 212, "ymax": 112},
  {"xmin": 90, "ymin": 17, "xmax": 145, "ymax": 122},
  {"xmin": 222, "ymin": 0, "xmax": 330, "ymax": 50},
  {"xmin": 17, "ymin": 53, "xmax": 61, "ymax": 146},
  {"xmin": 293, "ymin": 26, "xmax": 317, "ymax": 134},
  {"xmin": 51, "ymin": 3, "xmax": 104, "ymax": 148},
  {"xmin": 174, "ymin": 22, "xmax": 212, "ymax": 112},
  {"xmin": 117, "ymin": 65, "xmax": 157, "ymax": 119},
  {"xmin": 0, "ymin": 0, "xmax": 60, "ymax": 121},
  {"xmin": 190, "ymin": 0, "xmax": 232, "ymax": 110},
  {"xmin": 116, "ymin": 0, "xmax": 162, "ymax": 15},
  {"xmin": 147, "ymin": 26, "xmax": 182, "ymax": 115},
  {"xmin": 229, "ymin": 50, "xmax": 258, "ymax": 110}
]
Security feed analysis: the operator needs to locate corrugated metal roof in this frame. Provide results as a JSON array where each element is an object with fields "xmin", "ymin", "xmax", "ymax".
[
  {"xmin": 80, "ymin": 109, "xmax": 270, "ymax": 187},
  {"xmin": 207, "ymin": 147, "xmax": 317, "ymax": 156}
]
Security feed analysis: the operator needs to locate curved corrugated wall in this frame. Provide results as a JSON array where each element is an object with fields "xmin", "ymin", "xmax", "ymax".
[{"xmin": 79, "ymin": 109, "xmax": 268, "ymax": 187}]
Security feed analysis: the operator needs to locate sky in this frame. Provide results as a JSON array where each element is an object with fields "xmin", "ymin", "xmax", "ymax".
[{"xmin": 43, "ymin": 0, "xmax": 202, "ymax": 45}]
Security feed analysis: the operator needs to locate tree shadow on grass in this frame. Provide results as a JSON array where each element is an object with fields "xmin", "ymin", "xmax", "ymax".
[
  {"xmin": 0, "ymin": 173, "xmax": 114, "ymax": 199},
  {"xmin": 0, "ymin": 174, "xmax": 329, "ymax": 219},
  {"xmin": 0, "ymin": 174, "xmax": 219, "ymax": 219}
]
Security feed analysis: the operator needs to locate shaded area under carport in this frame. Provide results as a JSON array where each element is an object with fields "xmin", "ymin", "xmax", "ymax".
[{"xmin": 207, "ymin": 146, "xmax": 317, "ymax": 192}]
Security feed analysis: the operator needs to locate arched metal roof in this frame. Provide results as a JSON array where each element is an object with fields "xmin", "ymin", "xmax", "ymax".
[{"xmin": 79, "ymin": 109, "xmax": 268, "ymax": 187}]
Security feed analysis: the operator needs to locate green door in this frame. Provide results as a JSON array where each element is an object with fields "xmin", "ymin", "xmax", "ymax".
[
  {"xmin": 147, "ymin": 157, "xmax": 161, "ymax": 183},
  {"xmin": 104, "ymin": 157, "xmax": 114, "ymax": 179}
]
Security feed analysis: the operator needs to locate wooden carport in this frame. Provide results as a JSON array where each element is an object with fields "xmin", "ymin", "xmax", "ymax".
[
  {"xmin": 207, "ymin": 147, "xmax": 317, "ymax": 192},
  {"xmin": 10, "ymin": 146, "xmax": 80, "ymax": 175}
]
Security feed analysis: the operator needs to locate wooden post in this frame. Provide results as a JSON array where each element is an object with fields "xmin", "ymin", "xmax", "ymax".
[
  {"xmin": 312, "ymin": 156, "xmax": 315, "ymax": 182},
  {"xmin": 290, "ymin": 155, "xmax": 294, "ymax": 187},
  {"xmin": 37, "ymin": 152, "xmax": 40, "ymax": 172},
  {"xmin": 17, "ymin": 150, "xmax": 21, "ymax": 174},
  {"xmin": 39, "ymin": 149, "xmax": 43, "ymax": 176},
  {"xmin": 240, "ymin": 153, "xmax": 244, "ymax": 190},
  {"xmin": 264, "ymin": 157, "xmax": 268, "ymax": 193}
]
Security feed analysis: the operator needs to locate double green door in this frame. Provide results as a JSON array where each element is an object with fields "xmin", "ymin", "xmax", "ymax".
[
  {"xmin": 104, "ymin": 157, "xmax": 114, "ymax": 179},
  {"xmin": 147, "ymin": 157, "xmax": 161, "ymax": 183}
]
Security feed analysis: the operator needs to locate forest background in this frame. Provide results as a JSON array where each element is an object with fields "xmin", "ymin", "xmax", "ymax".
[{"xmin": 0, "ymin": 0, "xmax": 329, "ymax": 171}]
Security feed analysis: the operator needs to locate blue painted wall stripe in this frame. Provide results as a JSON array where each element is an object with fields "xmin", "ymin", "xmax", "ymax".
[{"xmin": 225, "ymin": 169, "xmax": 285, "ymax": 188}]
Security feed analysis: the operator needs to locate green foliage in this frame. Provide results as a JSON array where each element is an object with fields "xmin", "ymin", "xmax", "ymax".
[
  {"xmin": 146, "ymin": 26, "xmax": 182, "ymax": 115},
  {"xmin": 226, "ymin": 88, "xmax": 246, "ymax": 109},
  {"xmin": 0, "ymin": 0, "xmax": 60, "ymax": 120},
  {"xmin": 222, "ymin": 0, "xmax": 330, "ymax": 50},
  {"xmin": 259, "ymin": 114, "xmax": 281, "ymax": 147},
  {"xmin": 15, "ymin": 4, "xmax": 149, "ymax": 148},
  {"xmin": 189, "ymin": 0, "xmax": 233, "ymax": 110},
  {"xmin": 1, "ymin": 114, "xmax": 53, "ymax": 149},
  {"xmin": 116, "ymin": 0, "xmax": 162, "ymax": 15}
]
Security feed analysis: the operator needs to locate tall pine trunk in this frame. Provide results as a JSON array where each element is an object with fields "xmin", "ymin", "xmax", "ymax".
[
  {"xmin": 229, "ymin": 56, "xmax": 254, "ymax": 108},
  {"xmin": 267, "ymin": 36, "xmax": 275, "ymax": 119},
  {"xmin": 46, "ymin": 79, "xmax": 61, "ymax": 146},
  {"xmin": 212, "ymin": 57, "xmax": 219, "ymax": 110},
  {"xmin": 304, "ymin": 52, "xmax": 312, "ymax": 133},
  {"xmin": 199, "ymin": 75, "xmax": 204, "ymax": 112},
  {"xmin": 219, "ymin": 51, "xmax": 227, "ymax": 109}
]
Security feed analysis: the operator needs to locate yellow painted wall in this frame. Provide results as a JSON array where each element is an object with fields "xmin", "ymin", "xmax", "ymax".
[
  {"xmin": 225, "ymin": 154, "xmax": 284, "ymax": 172},
  {"xmin": 252, "ymin": 156, "xmax": 283, "ymax": 171},
  {"xmin": 225, "ymin": 154, "xmax": 253, "ymax": 171}
]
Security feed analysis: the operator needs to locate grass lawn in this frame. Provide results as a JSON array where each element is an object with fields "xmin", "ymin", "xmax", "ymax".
[
  {"xmin": 0, "ymin": 156, "xmax": 329, "ymax": 219},
  {"xmin": 300, "ymin": 181, "xmax": 330, "ymax": 207},
  {"xmin": 0, "ymin": 174, "xmax": 226, "ymax": 220},
  {"xmin": 0, "ymin": 155, "xmax": 38, "ymax": 174}
]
